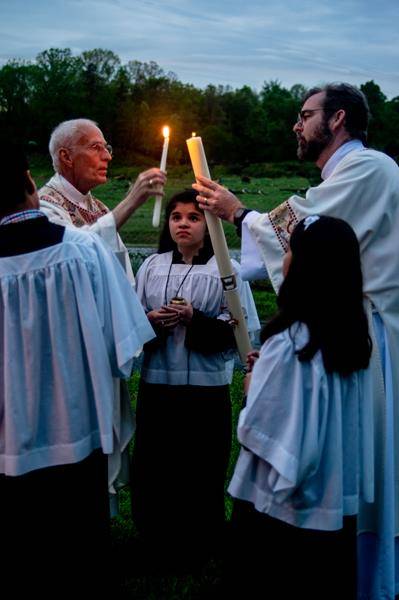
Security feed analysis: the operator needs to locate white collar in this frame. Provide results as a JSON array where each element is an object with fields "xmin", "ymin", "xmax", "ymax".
[
  {"xmin": 321, "ymin": 140, "xmax": 365, "ymax": 180},
  {"xmin": 50, "ymin": 173, "xmax": 93, "ymax": 209}
]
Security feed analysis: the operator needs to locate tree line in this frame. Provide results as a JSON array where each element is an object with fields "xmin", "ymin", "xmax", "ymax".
[{"xmin": 1, "ymin": 48, "xmax": 398, "ymax": 166}]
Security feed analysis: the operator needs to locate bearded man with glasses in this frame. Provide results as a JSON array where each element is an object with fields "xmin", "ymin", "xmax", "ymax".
[
  {"xmin": 39, "ymin": 118, "xmax": 165, "ymax": 514},
  {"xmin": 193, "ymin": 82, "xmax": 399, "ymax": 599}
]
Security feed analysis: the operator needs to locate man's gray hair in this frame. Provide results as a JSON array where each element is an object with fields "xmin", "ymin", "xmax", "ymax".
[{"xmin": 49, "ymin": 118, "xmax": 99, "ymax": 172}]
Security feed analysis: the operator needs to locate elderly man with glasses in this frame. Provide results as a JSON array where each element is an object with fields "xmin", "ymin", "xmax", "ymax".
[
  {"xmin": 193, "ymin": 82, "xmax": 399, "ymax": 599},
  {"xmin": 39, "ymin": 118, "xmax": 166, "ymax": 281},
  {"xmin": 39, "ymin": 118, "xmax": 165, "ymax": 513}
]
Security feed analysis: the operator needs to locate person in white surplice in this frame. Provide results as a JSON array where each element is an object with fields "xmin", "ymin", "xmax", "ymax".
[
  {"xmin": 0, "ymin": 148, "xmax": 155, "ymax": 595},
  {"xmin": 193, "ymin": 83, "xmax": 399, "ymax": 599},
  {"xmin": 227, "ymin": 215, "xmax": 373, "ymax": 599},
  {"xmin": 38, "ymin": 118, "xmax": 166, "ymax": 512},
  {"xmin": 130, "ymin": 190, "xmax": 259, "ymax": 571}
]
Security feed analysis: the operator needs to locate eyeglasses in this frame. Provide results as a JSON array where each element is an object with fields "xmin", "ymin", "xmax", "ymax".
[
  {"xmin": 86, "ymin": 142, "xmax": 113, "ymax": 156},
  {"xmin": 296, "ymin": 108, "xmax": 324, "ymax": 124}
]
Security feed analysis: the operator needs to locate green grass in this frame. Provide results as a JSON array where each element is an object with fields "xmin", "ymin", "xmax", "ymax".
[{"xmin": 251, "ymin": 280, "xmax": 278, "ymax": 323}]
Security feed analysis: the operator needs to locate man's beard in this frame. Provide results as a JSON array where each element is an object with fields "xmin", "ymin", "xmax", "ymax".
[{"xmin": 296, "ymin": 120, "xmax": 333, "ymax": 161}]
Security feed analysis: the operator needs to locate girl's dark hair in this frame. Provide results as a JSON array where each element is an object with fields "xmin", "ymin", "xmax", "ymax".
[
  {"xmin": 158, "ymin": 189, "xmax": 213, "ymax": 254},
  {"xmin": 260, "ymin": 215, "xmax": 372, "ymax": 376}
]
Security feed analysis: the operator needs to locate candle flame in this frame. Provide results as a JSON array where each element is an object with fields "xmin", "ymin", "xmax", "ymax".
[
  {"xmin": 192, "ymin": 132, "xmax": 196, "ymax": 137},
  {"xmin": 162, "ymin": 126, "xmax": 170, "ymax": 138}
]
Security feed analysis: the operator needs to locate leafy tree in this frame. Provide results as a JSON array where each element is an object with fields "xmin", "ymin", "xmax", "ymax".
[
  {"xmin": 80, "ymin": 49, "xmax": 121, "ymax": 82},
  {"xmin": 78, "ymin": 49, "xmax": 121, "ymax": 135},
  {"xmin": 361, "ymin": 80, "xmax": 388, "ymax": 151},
  {"xmin": 1, "ymin": 48, "xmax": 397, "ymax": 165},
  {"xmin": 0, "ymin": 61, "xmax": 37, "ymax": 145},
  {"xmin": 383, "ymin": 96, "xmax": 399, "ymax": 160},
  {"xmin": 30, "ymin": 48, "xmax": 83, "ymax": 148},
  {"xmin": 222, "ymin": 86, "xmax": 266, "ymax": 164},
  {"xmin": 290, "ymin": 84, "xmax": 307, "ymax": 102},
  {"xmin": 261, "ymin": 80, "xmax": 299, "ymax": 161}
]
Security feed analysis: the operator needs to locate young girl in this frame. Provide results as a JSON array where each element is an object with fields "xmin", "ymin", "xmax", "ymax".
[
  {"xmin": 227, "ymin": 215, "xmax": 373, "ymax": 599},
  {"xmin": 131, "ymin": 189, "xmax": 259, "ymax": 571}
]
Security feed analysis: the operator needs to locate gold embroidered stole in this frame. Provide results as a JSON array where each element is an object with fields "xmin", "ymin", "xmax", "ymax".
[
  {"xmin": 40, "ymin": 184, "xmax": 108, "ymax": 227},
  {"xmin": 267, "ymin": 200, "xmax": 300, "ymax": 252}
]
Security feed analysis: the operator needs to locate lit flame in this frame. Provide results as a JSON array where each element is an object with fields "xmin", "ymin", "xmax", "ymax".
[
  {"xmin": 162, "ymin": 126, "xmax": 170, "ymax": 138},
  {"xmin": 192, "ymin": 132, "xmax": 196, "ymax": 137}
]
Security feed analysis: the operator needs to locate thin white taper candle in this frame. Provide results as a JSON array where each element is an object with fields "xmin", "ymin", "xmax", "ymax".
[
  {"xmin": 152, "ymin": 127, "xmax": 169, "ymax": 228},
  {"xmin": 186, "ymin": 135, "xmax": 252, "ymax": 364}
]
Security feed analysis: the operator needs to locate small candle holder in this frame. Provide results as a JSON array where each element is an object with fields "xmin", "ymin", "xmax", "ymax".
[{"xmin": 169, "ymin": 296, "xmax": 187, "ymax": 306}]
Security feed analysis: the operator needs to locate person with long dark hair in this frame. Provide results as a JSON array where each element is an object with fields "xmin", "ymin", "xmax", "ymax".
[
  {"xmin": 227, "ymin": 215, "xmax": 373, "ymax": 598},
  {"xmin": 130, "ymin": 189, "xmax": 259, "ymax": 571}
]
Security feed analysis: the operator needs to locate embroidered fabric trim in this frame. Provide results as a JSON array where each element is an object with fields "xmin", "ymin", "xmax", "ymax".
[
  {"xmin": 267, "ymin": 200, "xmax": 299, "ymax": 253},
  {"xmin": 44, "ymin": 185, "xmax": 108, "ymax": 225}
]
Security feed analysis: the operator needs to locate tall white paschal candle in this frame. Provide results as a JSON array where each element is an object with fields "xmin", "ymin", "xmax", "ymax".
[
  {"xmin": 186, "ymin": 135, "xmax": 252, "ymax": 364},
  {"xmin": 152, "ymin": 126, "xmax": 170, "ymax": 228}
]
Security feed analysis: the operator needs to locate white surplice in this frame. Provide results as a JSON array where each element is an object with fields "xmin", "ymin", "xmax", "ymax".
[
  {"xmin": 136, "ymin": 252, "xmax": 260, "ymax": 386},
  {"xmin": 39, "ymin": 174, "xmax": 138, "ymax": 506},
  {"xmin": 229, "ymin": 323, "xmax": 374, "ymax": 531},
  {"xmin": 0, "ymin": 227, "xmax": 154, "ymax": 476}
]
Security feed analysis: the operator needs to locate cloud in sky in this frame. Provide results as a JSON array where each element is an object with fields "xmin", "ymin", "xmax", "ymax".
[{"xmin": 1, "ymin": 0, "xmax": 398, "ymax": 97}]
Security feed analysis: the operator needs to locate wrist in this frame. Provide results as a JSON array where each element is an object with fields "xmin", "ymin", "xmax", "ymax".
[
  {"xmin": 227, "ymin": 201, "xmax": 244, "ymax": 223},
  {"xmin": 124, "ymin": 190, "xmax": 140, "ymax": 211},
  {"xmin": 233, "ymin": 207, "xmax": 250, "ymax": 226},
  {"xmin": 113, "ymin": 194, "xmax": 138, "ymax": 229}
]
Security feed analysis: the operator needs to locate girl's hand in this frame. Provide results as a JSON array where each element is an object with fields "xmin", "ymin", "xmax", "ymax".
[
  {"xmin": 168, "ymin": 302, "xmax": 193, "ymax": 326},
  {"xmin": 246, "ymin": 350, "xmax": 260, "ymax": 373},
  {"xmin": 147, "ymin": 306, "xmax": 179, "ymax": 329}
]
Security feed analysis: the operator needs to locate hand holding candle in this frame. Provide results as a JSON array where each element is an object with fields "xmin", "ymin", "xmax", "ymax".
[
  {"xmin": 186, "ymin": 135, "xmax": 252, "ymax": 363},
  {"xmin": 152, "ymin": 126, "xmax": 170, "ymax": 228}
]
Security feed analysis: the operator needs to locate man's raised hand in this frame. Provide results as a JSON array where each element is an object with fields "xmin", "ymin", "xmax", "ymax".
[{"xmin": 192, "ymin": 175, "xmax": 243, "ymax": 223}]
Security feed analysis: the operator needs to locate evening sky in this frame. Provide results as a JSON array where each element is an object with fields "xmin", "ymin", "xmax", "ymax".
[{"xmin": 1, "ymin": 0, "xmax": 398, "ymax": 98}]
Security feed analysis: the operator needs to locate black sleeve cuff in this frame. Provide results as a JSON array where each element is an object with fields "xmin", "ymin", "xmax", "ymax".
[
  {"xmin": 185, "ymin": 309, "xmax": 236, "ymax": 354},
  {"xmin": 234, "ymin": 209, "xmax": 252, "ymax": 238},
  {"xmin": 143, "ymin": 324, "xmax": 169, "ymax": 351}
]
